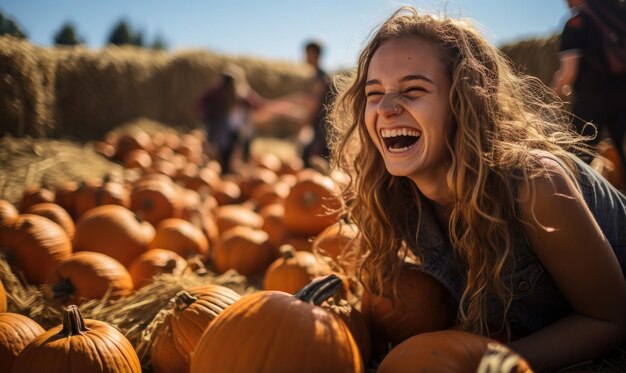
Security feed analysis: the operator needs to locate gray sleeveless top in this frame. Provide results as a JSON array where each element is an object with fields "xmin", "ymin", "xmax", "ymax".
[{"xmin": 415, "ymin": 155, "xmax": 626, "ymax": 337}]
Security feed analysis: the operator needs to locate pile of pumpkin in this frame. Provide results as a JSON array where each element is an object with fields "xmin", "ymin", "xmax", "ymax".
[{"xmin": 0, "ymin": 128, "xmax": 533, "ymax": 372}]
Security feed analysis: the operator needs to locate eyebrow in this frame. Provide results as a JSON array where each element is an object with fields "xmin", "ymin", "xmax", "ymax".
[{"xmin": 365, "ymin": 74, "xmax": 434, "ymax": 86}]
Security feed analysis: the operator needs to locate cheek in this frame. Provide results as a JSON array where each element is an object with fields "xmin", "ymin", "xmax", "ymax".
[{"xmin": 364, "ymin": 107, "xmax": 379, "ymax": 145}]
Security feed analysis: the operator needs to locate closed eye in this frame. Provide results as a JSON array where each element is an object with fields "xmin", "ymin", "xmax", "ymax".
[{"xmin": 366, "ymin": 91, "xmax": 384, "ymax": 97}]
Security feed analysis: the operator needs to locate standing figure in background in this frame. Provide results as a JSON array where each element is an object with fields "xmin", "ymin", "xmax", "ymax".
[
  {"xmin": 300, "ymin": 40, "xmax": 335, "ymax": 168},
  {"xmin": 551, "ymin": 0, "xmax": 626, "ymax": 172},
  {"xmin": 195, "ymin": 64, "xmax": 265, "ymax": 174}
]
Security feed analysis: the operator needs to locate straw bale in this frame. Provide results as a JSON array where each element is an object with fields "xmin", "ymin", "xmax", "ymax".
[
  {"xmin": 0, "ymin": 36, "xmax": 56, "ymax": 138},
  {"xmin": 500, "ymin": 34, "xmax": 560, "ymax": 86}
]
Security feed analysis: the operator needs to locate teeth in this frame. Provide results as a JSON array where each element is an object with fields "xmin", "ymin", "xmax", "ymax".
[
  {"xmin": 389, "ymin": 145, "xmax": 413, "ymax": 153},
  {"xmin": 381, "ymin": 128, "xmax": 420, "ymax": 138}
]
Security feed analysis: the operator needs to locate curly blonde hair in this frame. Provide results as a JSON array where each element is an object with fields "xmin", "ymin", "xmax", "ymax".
[{"xmin": 329, "ymin": 6, "xmax": 590, "ymax": 337}]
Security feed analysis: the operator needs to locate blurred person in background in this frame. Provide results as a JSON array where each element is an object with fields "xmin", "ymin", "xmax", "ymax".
[
  {"xmin": 195, "ymin": 64, "xmax": 265, "ymax": 173},
  {"xmin": 551, "ymin": 0, "xmax": 626, "ymax": 178}
]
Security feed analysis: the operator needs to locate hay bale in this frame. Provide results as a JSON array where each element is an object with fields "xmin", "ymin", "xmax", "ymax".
[
  {"xmin": 500, "ymin": 34, "xmax": 561, "ymax": 86},
  {"xmin": 0, "ymin": 36, "xmax": 56, "ymax": 138}
]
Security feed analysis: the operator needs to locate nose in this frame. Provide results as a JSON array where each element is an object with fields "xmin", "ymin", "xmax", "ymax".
[{"xmin": 377, "ymin": 93, "xmax": 402, "ymax": 117}]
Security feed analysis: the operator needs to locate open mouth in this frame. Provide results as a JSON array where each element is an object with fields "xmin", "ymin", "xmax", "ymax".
[{"xmin": 381, "ymin": 128, "xmax": 421, "ymax": 153}]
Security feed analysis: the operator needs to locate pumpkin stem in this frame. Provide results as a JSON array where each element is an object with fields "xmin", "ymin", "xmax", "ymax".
[
  {"xmin": 52, "ymin": 277, "xmax": 75, "ymax": 299},
  {"xmin": 60, "ymin": 305, "xmax": 90, "ymax": 336},
  {"xmin": 293, "ymin": 274, "xmax": 343, "ymax": 306},
  {"xmin": 175, "ymin": 290, "xmax": 198, "ymax": 310},
  {"xmin": 279, "ymin": 244, "xmax": 296, "ymax": 260}
]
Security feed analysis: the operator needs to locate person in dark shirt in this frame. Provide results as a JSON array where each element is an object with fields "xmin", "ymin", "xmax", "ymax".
[
  {"xmin": 552, "ymin": 0, "xmax": 626, "ymax": 172},
  {"xmin": 300, "ymin": 40, "xmax": 334, "ymax": 168}
]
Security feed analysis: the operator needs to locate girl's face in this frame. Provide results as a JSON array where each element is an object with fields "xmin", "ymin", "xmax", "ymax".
[{"xmin": 364, "ymin": 37, "xmax": 454, "ymax": 183}]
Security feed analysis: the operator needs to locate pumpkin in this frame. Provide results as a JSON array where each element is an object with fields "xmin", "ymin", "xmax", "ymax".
[
  {"xmin": 26, "ymin": 202, "xmax": 76, "ymax": 240},
  {"xmin": 0, "ymin": 313, "xmax": 45, "ymax": 372},
  {"xmin": 213, "ymin": 226, "xmax": 275, "ymax": 277},
  {"xmin": 113, "ymin": 130, "xmax": 153, "ymax": 162},
  {"xmin": 0, "ymin": 280, "xmax": 5, "ymax": 312},
  {"xmin": 283, "ymin": 170, "xmax": 342, "ymax": 235},
  {"xmin": 0, "ymin": 214, "xmax": 72, "ymax": 284},
  {"xmin": 151, "ymin": 286, "xmax": 241, "ymax": 373},
  {"xmin": 249, "ymin": 179, "xmax": 291, "ymax": 208},
  {"xmin": 211, "ymin": 179, "xmax": 242, "ymax": 206},
  {"xmin": 361, "ymin": 263, "xmax": 455, "ymax": 346},
  {"xmin": 148, "ymin": 218, "xmax": 210, "ymax": 259},
  {"xmin": 237, "ymin": 166, "xmax": 279, "ymax": 200},
  {"xmin": 259, "ymin": 203, "xmax": 288, "ymax": 249},
  {"xmin": 312, "ymin": 220, "xmax": 359, "ymax": 260},
  {"xmin": 214, "ymin": 204, "xmax": 263, "ymax": 234},
  {"xmin": 53, "ymin": 181, "xmax": 79, "ymax": 218},
  {"xmin": 130, "ymin": 178, "xmax": 181, "ymax": 226},
  {"xmin": 263, "ymin": 244, "xmax": 332, "ymax": 294},
  {"xmin": 73, "ymin": 204, "xmax": 155, "ymax": 267},
  {"xmin": 127, "ymin": 249, "xmax": 189, "ymax": 289},
  {"xmin": 124, "ymin": 148, "xmax": 153, "ymax": 170},
  {"xmin": 49, "ymin": 251, "xmax": 134, "ymax": 303},
  {"xmin": 378, "ymin": 330, "xmax": 532, "ymax": 373},
  {"xmin": 19, "ymin": 185, "xmax": 55, "ymax": 212},
  {"xmin": 74, "ymin": 176, "xmax": 130, "ymax": 219},
  {"xmin": 323, "ymin": 297, "xmax": 372, "ymax": 364},
  {"xmin": 190, "ymin": 274, "xmax": 363, "ymax": 372},
  {"xmin": 13, "ymin": 305, "xmax": 141, "ymax": 372},
  {"xmin": 0, "ymin": 199, "xmax": 18, "ymax": 224}
]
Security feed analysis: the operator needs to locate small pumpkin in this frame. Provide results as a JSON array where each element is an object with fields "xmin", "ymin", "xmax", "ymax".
[
  {"xmin": 283, "ymin": 170, "xmax": 342, "ymax": 236},
  {"xmin": 26, "ymin": 202, "xmax": 76, "ymax": 240},
  {"xmin": 73, "ymin": 204, "xmax": 155, "ymax": 267},
  {"xmin": 214, "ymin": 204, "xmax": 263, "ymax": 234},
  {"xmin": 259, "ymin": 203, "xmax": 287, "ymax": 248},
  {"xmin": 0, "ymin": 313, "xmax": 45, "ymax": 372},
  {"xmin": 53, "ymin": 181, "xmax": 79, "ymax": 218},
  {"xmin": 0, "ymin": 214, "xmax": 72, "ymax": 284},
  {"xmin": 0, "ymin": 199, "xmax": 18, "ymax": 224},
  {"xmin": 213, "ymin": 226, "xmax": 275, "ymax": 277},
  {"xmin": 13, "ymin": 305, "xmax": 141, "ymax": 372},
  {"xmin": 130, "ymin": 178, "xmax": 182, "ymax": 226},
  {"xmin": 148, "ymin": 218, "xmax": 210, "ymax": 259},
  {"xmin": 73, "ymin": 176, "xmax": 130, "ymax": 219},
  {"xmin": 19, "ymin": 185, "xmax": 55, "ymax": 212},
  {"xmin": 377, "ymin": 330, "xmax": 532, "ymax": 373},
  {"xmin": 49, "ymin": 251, "xmax": 134, "ymax": 303},
  {"xmin": 151, "ymin": 286, "xmax": 241, "ymax": 373},
  {"xmin": 361, "ymin": 263, "xmax": 455, "ymax": 346},
  {"xmin": 127, "ymin": 249, "xmax": 189, "ymax": 289},
  {"xmin": 190, "ymin": 274, "xmax": 363, "ymax": 372},
  {"xmin": 312, "ymin": 220, "xmax": 359, "ymax": 260},
  {"xmin": 263, "ymin": 244, "xmax": 332, "ymax": 294}
]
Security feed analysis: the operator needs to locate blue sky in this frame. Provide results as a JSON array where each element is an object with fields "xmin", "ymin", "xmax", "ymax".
[{"xmin": 1, "ymin": 0, "xmax": 570, "ymax": 71}]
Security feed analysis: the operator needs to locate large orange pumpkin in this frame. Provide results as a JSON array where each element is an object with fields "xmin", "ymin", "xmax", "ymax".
[
  {"xmin": 73, "ymin": 204, "xmax": 155, "ymax": 267},
  {"xmin": 12, "ymin": 305, "xmax": 141, "ymax": 372},
  {"xmin": 263, "ymin": 244, "xmax": 331, "ymax": 294},
  {"xmin": 26, "ymin": 202, "xmax": 76, "ymax": 240},
  {"xmin": 0, "ymin": 214, "xmax": 72, "ymax": 284},
  {"xmin": 213, "ymin": 226, "xmax": 275, "ymax": 277},
  {"xmin": 49, "ymin": 251, "xmax": 134, "ymax": 303},
  {"xmin": 361, "ymin": 263, "xmax": 455, "ymax": 346},
  {"xmin": 377, "ymin": 330, "xmax": 532, "ymax": 373},
  {"xmin": 151, "ymin": 285, "xmax": 241, "ymax": 373},
  {"xmin": 0, "ymin": 313, "xmax": 45, "ymax": 372},
  {"xmin": 190, "ymin": 274, "xmax": 363, "ymax": 372},
  {"xmin": 148, "ymin": 218, "xmax": 209, "ymax": 259},
  {"xmin": 283, "ymin": 170, "xmax": 342, "ymax": 236},
  {"xmin": 127, "ymin": 249, "xmax": 189, "ymax": 289}
]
